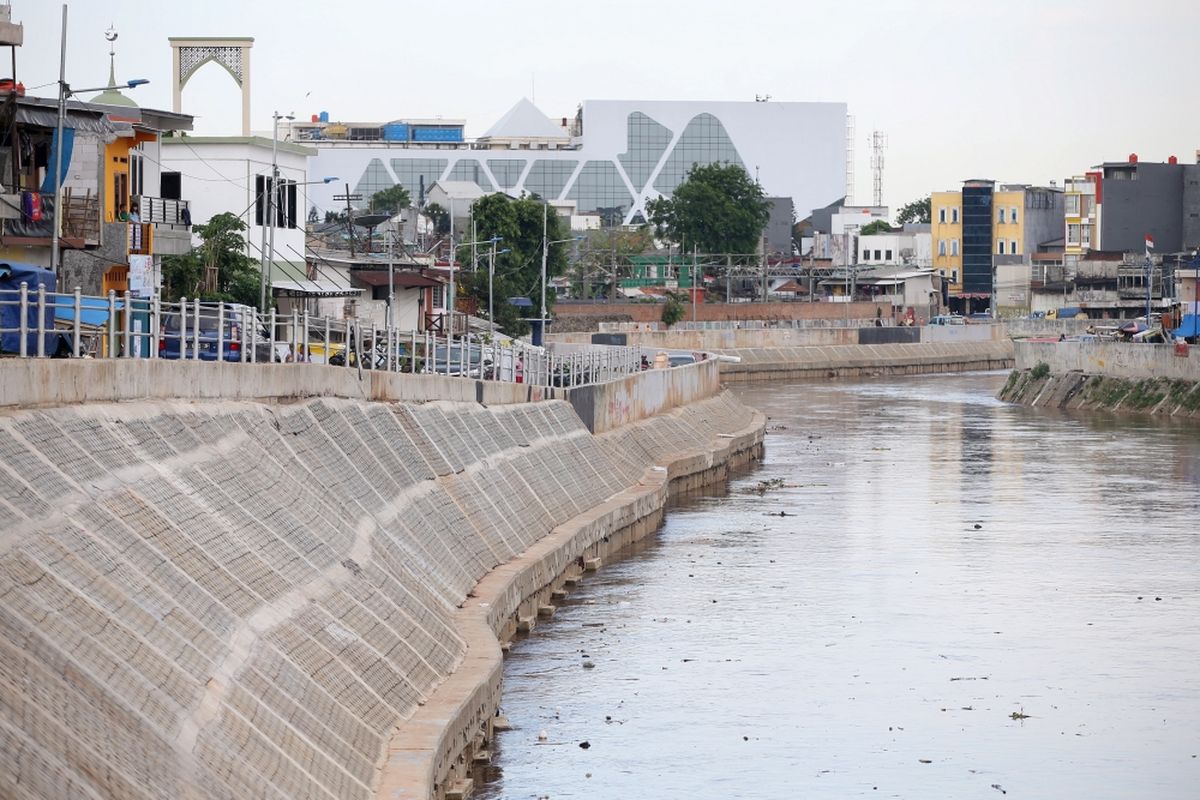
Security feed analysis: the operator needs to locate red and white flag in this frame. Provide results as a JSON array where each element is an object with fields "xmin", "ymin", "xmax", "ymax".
[{"xmin": 1145, "ymin": 235, "xmax": 1155, "ymax": 255}]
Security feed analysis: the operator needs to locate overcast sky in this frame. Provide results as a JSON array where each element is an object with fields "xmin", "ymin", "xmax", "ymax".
[{"xmin": 15, "ymin": 0, "xmax": 1199, "ymax": 215}]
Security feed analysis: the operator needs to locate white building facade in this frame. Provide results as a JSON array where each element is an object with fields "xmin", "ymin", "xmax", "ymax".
[
  {"xmin": 160, "ymin": 136, "xmax": 315, "ymax": 286},
  {"xmin": 296, "ymin": 98, "xmax": 848, "ymax": 228}
]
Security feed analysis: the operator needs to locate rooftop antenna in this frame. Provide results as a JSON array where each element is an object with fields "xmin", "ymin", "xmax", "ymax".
[{"xmin": 870, "ymin": 130, "xmax": 887, "ymax": 207}]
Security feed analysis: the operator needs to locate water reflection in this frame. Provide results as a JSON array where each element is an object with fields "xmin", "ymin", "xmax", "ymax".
[{"xmin": 478, "ymin": 373, "xmax": 1200, "ymax": 800}]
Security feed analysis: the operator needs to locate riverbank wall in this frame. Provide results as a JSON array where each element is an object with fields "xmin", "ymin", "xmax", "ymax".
[
  {"xmin": 0, "ymin": 361, "xmax": 763, "ymax": 800},
  {"xmin": 998, "ymin": 340, "xmax": 1200, "ymax": 416}
]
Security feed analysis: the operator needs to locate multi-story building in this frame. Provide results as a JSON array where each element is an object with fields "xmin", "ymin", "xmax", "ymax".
[
  {"xmin": 932, "ymin": 181, "xmax": 1063, "ymax": 313},
  {"xmin": 295, "ymin": 98, "xmax": 849, "ymax": 229},
  {"xmin": 1062, "ymin": 155, "xmax": 1200, "ymax": 258}
]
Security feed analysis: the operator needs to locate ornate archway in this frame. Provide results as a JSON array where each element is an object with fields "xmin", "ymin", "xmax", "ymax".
[{"xmin": 168, "ymin": 37, "xmax": 253, "ymax": 135}]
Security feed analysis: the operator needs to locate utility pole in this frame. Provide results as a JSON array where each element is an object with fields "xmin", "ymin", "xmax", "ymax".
[
  {"xmin": 488, "ymin": 238, "xmax": 496, "ymax": 334},
  {"xmin": 692, "ymin": 244, "xmax": 698, "ymax": 322},
  {"xmin": 540, "ymin": 201, "xmax": 548, "ymax": 335},
  {"xmin": 387, "ymin": 224, "xmax": 395, "ymax": 328},
  {"xmin": 344, "ymin": 184, "xmax": 356, "ymax": 257},
  {"xmin": 50, "ymin": 4, "xmax": 67, "ymax": 278},
  {"xmin": 726, "ymin": 254, "xmax": 732, "ymax": 303}
]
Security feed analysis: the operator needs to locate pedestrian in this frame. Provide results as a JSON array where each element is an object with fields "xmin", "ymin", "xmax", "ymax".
[{"xmin": 515, "ymin": 354, "xmax": 525, "ymax": 384}]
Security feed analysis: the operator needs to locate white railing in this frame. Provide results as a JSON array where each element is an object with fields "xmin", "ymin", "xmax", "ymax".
[{"xmin": 0, "ymin": 284, "xmax": 652, "ymax": 389}]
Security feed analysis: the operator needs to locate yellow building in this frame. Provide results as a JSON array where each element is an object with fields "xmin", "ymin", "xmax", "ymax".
[{"xmin": 931, "ymin": 191, "xmax": 962, "ymax": 291}]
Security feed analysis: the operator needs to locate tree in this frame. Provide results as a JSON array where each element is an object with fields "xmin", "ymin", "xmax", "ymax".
[
  {"xmin": 458, "ymin": 194, "xmax": 571, "ymax": 335},
  {"xmin": 161, "ymin": 212, "xmax": 260, "ymax": 307},
  {"xmin": 574, "ymin": 226, "xmax": 655, "ymax": 299},
  {"xmin": 646, "ymin": 163, "xmax": 771, "ymax": 256},
  {"xmin": 424, "ymin": 202, "xmax": 450, "ymax": 235},
  {"xmin": 370, "ymin": 185, "xmax": 411, "ymax": 214},
  {"xmin": 860, "ymin": 219, "xmax": 894, "ymax": 236},
  {"xmin": 661, "ymin": 292, "xmax": 685, "ymax": 328},
  {"xmin": 896, "ymin": 196, "xmax": 931, "ymax": 226}
]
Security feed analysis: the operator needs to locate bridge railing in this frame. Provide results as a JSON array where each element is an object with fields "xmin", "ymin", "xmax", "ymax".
[{"xmin": 0, "ymin": 284, "xmax": 649, "ymax": 389}]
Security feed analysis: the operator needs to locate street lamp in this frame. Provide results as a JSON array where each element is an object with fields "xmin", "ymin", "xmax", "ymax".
[
  {"xmin": 49, "ymin": 5, "xmax": 148, "ymax": 277},
  {"xmin": 488, "ymin": 243, "xmax": 510, "ymax": 333},
  {"xmin": 257, "ymin": 174, "xmax": 335, "ymax": 310},
  {"xmin": 259, "ymin": 111, "xmax": 296, "ymax": 309},
  {"xmin": 537, "ymin": 201, "xmax": 583, "ymax": 344}
]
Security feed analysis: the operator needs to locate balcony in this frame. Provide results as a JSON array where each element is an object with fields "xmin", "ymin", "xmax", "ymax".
[
  {"xmin": 0, "ymin": 189, "xmax": 99, "ymax": 248},
  {"xmin": 138, "ymin": 196, "xmax": 193, "ymax": 256}
]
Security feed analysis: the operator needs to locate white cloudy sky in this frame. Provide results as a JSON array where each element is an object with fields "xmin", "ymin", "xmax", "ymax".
[{"xmin": 15, "ymin": 0, "xmax": 1199, "ymax": 215}]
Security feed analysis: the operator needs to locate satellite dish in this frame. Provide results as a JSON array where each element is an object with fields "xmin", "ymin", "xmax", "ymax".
[{"xmin": 105, "ymin": 27, "xmax": 118, "ymax": 43}]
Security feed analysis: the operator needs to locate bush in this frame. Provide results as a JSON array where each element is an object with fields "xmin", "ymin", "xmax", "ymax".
[
  {"xmin": 1031, "ymin": 361, "xmax": 1050, "ymax": 380},
  {"xmin": 661, "ymin": 293, "xmax": 685, "ymax": 329}
]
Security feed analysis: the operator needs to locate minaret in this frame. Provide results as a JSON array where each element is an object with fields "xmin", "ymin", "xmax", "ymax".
[{"xmin": 91, "ymin": 26, "xmax": 137, "ymax": 108}]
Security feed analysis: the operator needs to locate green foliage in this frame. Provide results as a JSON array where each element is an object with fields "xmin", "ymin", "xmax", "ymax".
[
  {"xmin": 458, "ymin": 194, "xmax": 571, "ymax": 335},
  {"xmin": 860, "ymin": 219, "xmax": 894, "ymax": 236},
  {"xmin": 371, "ymin": 185, "xmax": 411, "ymax": 214},
  {"xmin": 161, "ymin": 212, "xmax": 260, "ymax": 307},
  {"xmin": 424, "ymin": 202, "xmax": 450, "ymax": 235},
  {"xmin": 661, "ymin": 292, "xmax": 685, "ymax": 329},
  {"xmin": 1030, "ymin": 361, "xmax": 1050, "ymax": 380},
  {"xmin": 574, "ymin": 226, "xmax": 655, "ymax": 299},
  {"xmin": 896, "ymin": 196, "xmax": 932, "ymax": 226},
  {"xmin": 646, "ymin": 163, "xmax": 771, "ymax": 255}
]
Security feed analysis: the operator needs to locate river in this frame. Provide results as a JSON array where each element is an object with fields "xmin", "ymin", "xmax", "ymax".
[{"xmin": 477, "ymin": 372, "xmax": 1200, "ymax": 799}]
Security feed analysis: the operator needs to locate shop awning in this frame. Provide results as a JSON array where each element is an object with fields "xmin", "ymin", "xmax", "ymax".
[{"xmin": 271, "ymin": 280, "xmax": 362, "ymax": 298}]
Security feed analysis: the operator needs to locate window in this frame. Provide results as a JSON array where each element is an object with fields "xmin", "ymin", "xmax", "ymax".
[
  {"xmin": 885, "ymin": 249, "xmax": 893, "ymax": 261},
  {"xmin": 998, "ymin": 208, "xmax": 1006, "ymax": 224},
  {"xmin": 1067, "ymin": 223, "xmax": 1081, "ymax": 245},
  {"xmin": 998, "ymin": 240, "xmax": 1006, "ymax": 254},
  {"xmin": 1082, "ymin": 226, "xmax": 1091, "ymax": 247},
  {"xmin": 938, "ymin": 208, "xmax": 946, "ymax": 224},
  {"xmin": 952, "ymin": 270, "xmax": 959, "ymax": 283},
  {"xmin": 1065, "ymin": 194, "xmax": 1081, "ymax": 215},
  {"xmin": 161, "ymin": 172, "xmax": 182, "ymax": 201},
  {"xmin": 1010, "ymin": 240, "xmax": 1018, "ymax": 255},
  {"xmin": 938, "ymin": 240, "xmax": 947, "ymax": 256},
  {"xmin": 952, "ymin": 208, "xmax": 959, "ymax": 223},
  {"xmin": 951, "ymin": 239, "xmax": 959, "ymax": 256},
  {"xmin": 1011, "ymin": 207, "xmax": 1018, "ymax": 224},
  {"xmin": 874, "ymin": 249, "xmax": 882, "ymax": 261},
  {"xmin": 255, "ymin": 175, "xmax": 299, "ymax": 229},
  {"xmin": 862, "ymin": 249, "xmax": 870, "ymax": 261}
]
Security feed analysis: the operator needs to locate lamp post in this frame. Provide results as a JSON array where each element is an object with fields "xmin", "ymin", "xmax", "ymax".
[
  {"xmin": 488, "ymin": 243, "xmax": 510, "ymax": 333},
  {"xmin": 49, "ymin": 4, "xmax": 148, "ymax": 277},
  {"xmin": 537, "ymin": 203, "xmax": 583, "ymax": 344},
  {"xmin": 259, "ymin": 110, "xmax": 295, "ymax": 310},
  {"xmin": 249, "ymin": 175, "xmax": 335, "ymax": 311}
]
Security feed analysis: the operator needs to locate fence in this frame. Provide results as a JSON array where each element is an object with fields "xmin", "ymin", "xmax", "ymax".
[{"xmin": 0, "ymin": 284, "xmax": 646, "ymax": 390}]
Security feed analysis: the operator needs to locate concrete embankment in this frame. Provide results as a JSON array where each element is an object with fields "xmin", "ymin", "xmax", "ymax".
[
  {"xmin": 719, "ymin": 340, "xmax": 1014, "ymax": 380},
  {"xmin": 0, "ymin": 361, "xmax": 762, "ymax": 800},
  {"xmin": 550, "ymin": 325, "xmax": 1014, "ymax": 380},
  {"xmin": 998, "ymin": 340, "xmax": 1200, "ymax": 416}
]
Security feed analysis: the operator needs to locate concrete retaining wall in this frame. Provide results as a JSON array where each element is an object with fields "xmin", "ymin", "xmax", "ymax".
[
  {"xmin": 718, "ymin": 340, "xmax": 1014, "ymax": 381},
  {"xmin": 0, "ymin": 372, "xmax": 761, "ymax": 799},
  {"xmin": 550, "ymin": 323, "xmax": 999, "ymax": 351},
  {"xmin": 563, "ymin": 358, "xmax": 721, "ymax": 434},
  {"xmin": 553, "ymin": 300, "xmax": 890, "ymax": 327},
  {"xmin": 1013, "ymin": 340, "xmax": 1200, "ymax": 380},
  {"xmin": 0, "ymin": 360, "xmax": 543, "ymax": 409}
]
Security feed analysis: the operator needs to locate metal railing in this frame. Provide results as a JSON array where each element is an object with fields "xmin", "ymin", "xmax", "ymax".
[
  {"xmin": 0, "ymin": 284, "xmax": 650, "ymax": 389},
  {"xmin": 137, "ymin": 196, "xmax": 191, "ymax": 227}
]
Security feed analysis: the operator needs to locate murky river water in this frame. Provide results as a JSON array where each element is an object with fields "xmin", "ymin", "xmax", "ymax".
[{"xmin": 478, "ymin": 373, "xmax": 1200, "ymax": 799}]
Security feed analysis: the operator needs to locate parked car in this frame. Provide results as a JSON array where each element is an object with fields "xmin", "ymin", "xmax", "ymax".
[
  {"xmin": 928, "ymin": 315, "xmax": 965, "ymax": 326},
  {"xmin": 158, "ymin": 304, "xmax": 277, "ymax": 362},
  {"xmin": 967, "ymin": 312, "xmax": 994, "ymax": 323},
  {"xmin": 667, "ymin": 352, "xmax": 697, "ymax": 367}
]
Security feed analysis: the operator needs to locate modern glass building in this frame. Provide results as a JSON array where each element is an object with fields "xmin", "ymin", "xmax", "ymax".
[
  {"xmin": 960, "ymin": 180, "xmax": 995, "ymax": 296},
  {"xmin": 297, "ymin": 98, "xmax": 848, "ymax": 227}
]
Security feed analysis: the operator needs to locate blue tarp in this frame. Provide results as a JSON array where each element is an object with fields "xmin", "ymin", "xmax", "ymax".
[
  {"xmin": 0, "ymin": 262, "xmax": 57, "ymax": 353},
  {"xmin": 40, "ymin": 127, "xmax": 75, "ymax": 194},
  {"xmin": 54, "ymin": 295, "xmax": 123, "ymax": 328},
  {"xmin": 1172, "ymin": 314, "xmax": 1200, "ymax": 339}
]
